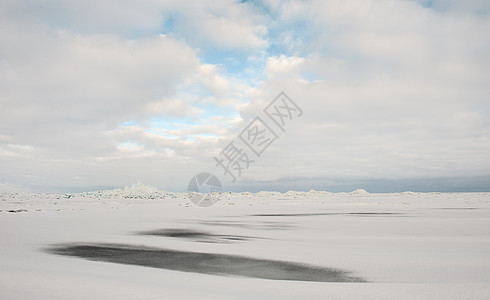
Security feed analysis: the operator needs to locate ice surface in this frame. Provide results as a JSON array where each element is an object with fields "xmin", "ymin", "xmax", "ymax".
[{"xmin": 1, "ymin": 186, "xmax": 489, "ymax": 299}]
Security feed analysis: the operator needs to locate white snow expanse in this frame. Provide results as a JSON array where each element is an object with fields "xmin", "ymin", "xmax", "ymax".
[{"xmin": 1, "ymin": 183, "xmax": 489, "ymax": 299}]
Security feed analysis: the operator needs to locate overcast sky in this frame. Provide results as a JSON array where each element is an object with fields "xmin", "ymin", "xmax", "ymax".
[{"xmin": 1, "ymin": 0, "xmax": 489, "ymax": 193}]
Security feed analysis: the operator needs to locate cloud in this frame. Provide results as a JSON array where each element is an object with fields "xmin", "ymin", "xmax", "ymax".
[
  {"xmin": 166, "ymin": 0, "xmax": 269, "ymax": 49},
  {"xmin": 0, "ymin": 25, "xmax": 201, "ymax": 156},
  {"xmin": 0, "ymin": 1, "xmax": 251, "ymax": 191},
  {"xmin": 265, "ymin": 55, "xmax": 305, "ymax": 79},
  {"xmin": 144, "ymin": 99, "xmax": 203, "ymax": 120},
  {"xmin": 235, "ymin": 0, "xmax": 490, "ymax": 185},
  {"xmin": 410, "ymin": 0, "xmax": 490, "ymax": 14},
  {"xmin": 0, "ymin": 0, "xmax": 489, "ymax": 192},
  {"xmin": 2, "ymin": 0, "xmax": 269, "ymax": 48}
]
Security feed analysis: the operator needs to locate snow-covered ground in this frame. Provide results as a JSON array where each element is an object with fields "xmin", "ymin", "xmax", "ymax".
[{"xmin": 1, "ymin": 184, "xmax": 489, "ymax": 299}]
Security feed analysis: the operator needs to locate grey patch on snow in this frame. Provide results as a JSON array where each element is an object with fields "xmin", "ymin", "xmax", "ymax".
[
  {"xmin": 6, "ymin": 209, "xmax": 28, "ymax": 213},
  {"xmin": 199, "ymin": 220, "xmax": 296, "ymax": 230},
  {"xmin": 251, "ymin": 213, "xmax": 337, "ymax": 217},
  {"xmin": 138, "ymin": 228, "xmax": 253, "ymax": 243},
  {"xmin": 46, "ymin": 243, "xmax": 366, "ymax": 283},
  {"xmin": 251, "ymin": 212, "xmax": 403, "ymax": 217},
  {"xmin": 348, "ymin": 212, "xmax": 404, "ymax": 216},
  {"xmin": 438, "ymin": 207, "xmax": 479, "ymax": 210}
]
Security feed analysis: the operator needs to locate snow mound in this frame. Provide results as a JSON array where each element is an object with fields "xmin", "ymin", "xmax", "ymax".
[
  {"xmin": 78, "ymin": 182, "xmax": 178, "ymax": 199},
  {"xmin": 255, "ymin": 191, "xmax": 283, "ymax": 197},
  {"xmin": 349, "ymin": 189, "xmax": 370, "ymax": 195},
  {"xmin": 307, "ymin": 189, "xmax": 333, "ymax": 195},
  {"xmin": 122, "ymin": 182, "xmax": 162, "ymax": 196}
]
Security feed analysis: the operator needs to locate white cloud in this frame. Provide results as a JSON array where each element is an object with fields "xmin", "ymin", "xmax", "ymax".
[
  {"xmin": 2, "ymin": 0, "xmax": 269, "ymax": 50},
  {"xmin": 144, "ymin": 99, "xmax": 203, "ymax": 120},
  {"xmin": 409, "ymin": 0, "xmax": 490, "ymax": 14},
  {"xmin": 265, "ymin": 55, "xmax": 305, "ymax": 79},
  {"xmin": 0, "ymin": 28, "xmax": 202, "ymax": 157},
  {"xmin": 167, "ymin": 0, "xmax": 269, "ymax": 49},
  {"xmin": 236, "ymin": 0, "xmax": 490, "ymax": 186},
  {"xmin": 0, "ymin": 0, "xmax": 489, "ymax": 192},
  {"xmin": 0, "ymin": 1, "xmax": 253, "ymax": 191}
]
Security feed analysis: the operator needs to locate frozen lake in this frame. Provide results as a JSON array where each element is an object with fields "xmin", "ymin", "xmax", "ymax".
[{"xmin": 1, "ymin": 189, "xmax": 489, "ymax": 299}]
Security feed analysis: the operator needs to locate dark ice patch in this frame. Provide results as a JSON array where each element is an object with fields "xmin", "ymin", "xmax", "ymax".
[
  {"xmin": 138, "ymin": 228, "xmax": 252, "ymax": 243},
  {"xmin": 47, "ymin": 243, "xmax": 366, "ymax": 283}
]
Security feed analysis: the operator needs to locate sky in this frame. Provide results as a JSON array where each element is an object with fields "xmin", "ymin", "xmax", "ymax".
[{"xmin": 1, "ymin": 0, "xmax": 489, "ymax": 193}]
